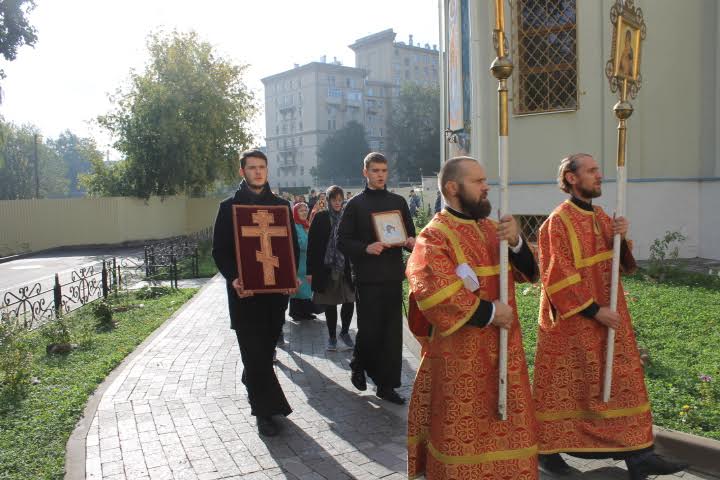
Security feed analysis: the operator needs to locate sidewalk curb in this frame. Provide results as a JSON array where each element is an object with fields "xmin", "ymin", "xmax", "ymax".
[
  {"xmin": 64, "ymin": 277, "xmax": 217, "ymax": 480},
  {"xmin": 401, "ymin": 321, "xmax": 720, "ymax": 477}
]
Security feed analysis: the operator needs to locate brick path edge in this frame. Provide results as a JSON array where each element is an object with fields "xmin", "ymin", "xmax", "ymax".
[{"xmin": 64, "ymin": 279, "xmax": 214, "ymax": 480}]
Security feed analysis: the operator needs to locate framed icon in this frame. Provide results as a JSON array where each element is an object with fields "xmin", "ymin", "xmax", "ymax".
[
  {"xmin": 606, "ymin": 0, "xmax": 646, "ymax": 96},
  {"xmin": 231, "ymin": 205, "xmax": 297, "ymax": 294},
  {"xmin": 372, "ymin": 210, "xmax": 408, "ymax": 247}
]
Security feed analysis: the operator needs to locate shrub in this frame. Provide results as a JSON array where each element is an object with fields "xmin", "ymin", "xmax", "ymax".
[
  {"xmin": 0, "ymin": 315, "xmax": 34, "ymax": 397},
  {"xmin": 91, "ymin": 300, "xmax": 114, "ymax": 331},
  {"xmin": 135, "ymin": 286, "xmax": 173, "ymax": 300},
  {"xmin": 647, "ymin": 230, "xmax": 686, "ymax": 280}
]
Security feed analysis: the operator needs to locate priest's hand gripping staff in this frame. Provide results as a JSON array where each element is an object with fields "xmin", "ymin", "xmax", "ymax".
[
  {"xmin": 603, "ymin": 0, "xmax": 646, "ymax": 402},
  {"xmin": 490, "ymin": 0, "xmax": 513, "ymax": 421}
]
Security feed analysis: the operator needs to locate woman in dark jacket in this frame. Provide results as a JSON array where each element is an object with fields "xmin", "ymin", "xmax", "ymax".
[{"xmin": 307, "ymin": 185, "xmax": 356, "ymax": 351}]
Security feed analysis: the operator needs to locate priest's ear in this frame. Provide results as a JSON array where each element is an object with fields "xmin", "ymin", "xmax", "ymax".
[{"xmin": 443, "ymin": 180, "xmax": 460, "ymax": 198}]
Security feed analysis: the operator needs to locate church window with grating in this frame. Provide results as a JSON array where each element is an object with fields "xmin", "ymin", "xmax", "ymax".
[{"xmin": 513, "ymin": 0, "xmax": 578, "ymax": 114}]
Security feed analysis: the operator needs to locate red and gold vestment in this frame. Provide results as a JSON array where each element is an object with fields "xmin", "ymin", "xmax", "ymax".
[
  {"xmin": 406, "ymin": 211, "xmax": 538, "ymax": 480},
  {"xmin": 534, "ymin": 199, "xmax": 653, "ymax": 455}
]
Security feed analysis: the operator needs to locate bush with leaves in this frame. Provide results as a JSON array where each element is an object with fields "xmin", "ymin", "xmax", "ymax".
[
  {"xmin": 0, "ymin": 315, "xmax": 34, "ymax": 396},
  {"xmin": 91, "ymin": 300, "xmax": 114, "ymax": 332},
  {"xmin": 647, "ymin": 230, "xmax": 686, "ymax": 280}
]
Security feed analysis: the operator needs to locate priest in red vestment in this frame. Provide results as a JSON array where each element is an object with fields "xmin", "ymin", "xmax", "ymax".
[
  {"xmin": 534, "ymin": 153, "xmax": 687, "ymax": 480},
  {"xmin": 406, "ymin": 156, "xmax": 539, "ymax": 480}
]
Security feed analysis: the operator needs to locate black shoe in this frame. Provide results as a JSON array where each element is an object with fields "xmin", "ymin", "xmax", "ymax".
[
  {"xmin": 377, "ymin": 386, "xmax": 406, "ymax": 405},
  {"xmin": 257, "ymin": 416, "xmax": 279, "ymax": 437},
  {"xmin": 627, "ymin": 454, "xmax": 688, "ymax": 480},
  {"xmin": 538, "ymin": 453, "xmax": 572, "ymax": 476},
  {"xmin": 350, "ymin": 359, "xmax": 367, "ymax": 391}
]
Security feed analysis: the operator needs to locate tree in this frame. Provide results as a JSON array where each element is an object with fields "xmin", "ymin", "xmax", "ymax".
[
  {"xmin": 0, "ymin": 119, "xmax": 68, "ymax": 199},
  {"xmin": 316, "ymin": 121, "xmax": 369, "ymax": 182},
  {"xmin": 49, "ymin": 130, "xmax": 102, "ymax": 197},
  {"xmin": 89, "ymin": 30, "xmax": 256, "ymax": 198},
  {"xmin": 0, "ymin": 0, "xmax": 38, "ymax": 79},
  {"xmin": 387, "ymin": 83, "xmax": 440, "ymax": 180}
]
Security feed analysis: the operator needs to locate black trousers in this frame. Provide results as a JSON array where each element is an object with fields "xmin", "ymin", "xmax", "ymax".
[
  {"xmin": 325, "ymin": 302, "xmax": 354, "ymax": 338},
  {"xmin": 233, "ymin": 298, "xmax": 291, "ymax": 418},
  {"xmin": 354, "ymin": 282, "xmax": 403, "ymax": 389},
  {"xmin": 289, "ymin": 298, "xmax": 316, "ymax": 320}
]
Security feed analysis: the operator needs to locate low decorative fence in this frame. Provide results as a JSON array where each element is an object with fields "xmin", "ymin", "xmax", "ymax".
[{"xmin": 1, "ymin": 228, "xmax": 212, "ymax": 330}]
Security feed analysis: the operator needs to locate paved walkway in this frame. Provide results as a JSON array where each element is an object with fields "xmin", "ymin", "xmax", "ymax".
[{"xmin": 71, "ymin": 276, "xmax": 717, "ymax": 480}]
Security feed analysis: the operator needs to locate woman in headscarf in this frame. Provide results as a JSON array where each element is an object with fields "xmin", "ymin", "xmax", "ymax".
[
  {"xmin": 306, "ymin": 185, "xmax": 356, "ymax": 351},
  {"xmin": 289, "ymin": 202, "xmax": 316, "ymax": 321}
]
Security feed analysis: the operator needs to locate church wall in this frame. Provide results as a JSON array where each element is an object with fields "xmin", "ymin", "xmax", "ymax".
[
  {"xmin": 699, "ymin": 181, "xmax": 720, "ymax": 260},
  {"xmin": 465, "ymin": 0, "xmax": 717, "ymax": 260}
]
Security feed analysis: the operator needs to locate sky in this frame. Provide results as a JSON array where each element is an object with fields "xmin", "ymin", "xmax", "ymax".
[{"xmin": 0, "ymin": 0, "xmax": 440, "ymax": 159}]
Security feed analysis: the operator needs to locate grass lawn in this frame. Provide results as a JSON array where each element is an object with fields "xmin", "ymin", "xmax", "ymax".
[
  {"xmin": 0, "ymin": 288, "xmax": 197, "ymax": 480},
  {"xmin": 515, "ymin": 271, "xmax": 720, "ymax": 441}
]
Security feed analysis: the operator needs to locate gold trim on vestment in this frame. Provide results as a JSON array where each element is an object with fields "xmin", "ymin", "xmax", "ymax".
[
  {"xmin": 536, "ymin": 402, "xmax": 651, "ymax": 421},
  {"xmin": 474, "ymin": 264, "xmax": 502, "ymax": 276},
  {"xmin": 440, "ymin": 209, "xmax": 477, "ymax": 225},
  {"xmin": 565, "ymin": 199, "xmax": 596, "ymax": 216},
  {"xmin": 546, "ymin": 273, "xmax": 581, "ymax": 295},
  {"xmin": 439, "ymin": 296, "xmax": 481, "ymax": 337},
  {"xmin": 432, "ymin": 221, "xmax": 468, "ymax": 264},
  {"xmin": 560, "ymin": 298, "xmax": 595, "ymax": 320},
  {"xmin": 408, "ymin": 432, "xmax": 428, "ymax": 447},
  {"xmin": 557, "ymin": 210, "xmax": 614, "ymax": 269},
  {"xmin": 417, "ymin": 280, "xmax": 464, "ymax": 311},
  {"xmin": 539, "ymin": 440, "xmax": 654, "ymax": 456},
  {"xmin": 427, "ymin": 441, "xmax": 538, "ymax": 465}
]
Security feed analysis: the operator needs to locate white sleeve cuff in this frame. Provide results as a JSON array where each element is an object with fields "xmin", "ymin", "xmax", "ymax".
[
  {"xmin": 510, "ymin": 235, "xmax": 523, "ymax": 254},
  {"xmin": 487, "ymin": 301, "xmax": 496, "ymax": 326}
]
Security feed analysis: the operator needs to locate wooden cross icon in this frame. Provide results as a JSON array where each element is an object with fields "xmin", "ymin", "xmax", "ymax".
[{"xmin": 241, "ymin": 210, "xmax": 288, "ymax": 286}]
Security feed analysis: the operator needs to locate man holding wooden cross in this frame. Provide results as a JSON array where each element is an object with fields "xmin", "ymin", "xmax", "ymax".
[
  {"xmin": 533, "ymin": 153, "xmax": 687, "ymax": 480},
  {"xmin": 212, "ymin": 149, "xmax": 299, "ymax": 438}
]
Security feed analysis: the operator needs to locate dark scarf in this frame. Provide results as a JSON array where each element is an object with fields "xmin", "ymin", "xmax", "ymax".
[{"xmin": 323, "ymin": 207, "xmax": 345, "ymax": 272}]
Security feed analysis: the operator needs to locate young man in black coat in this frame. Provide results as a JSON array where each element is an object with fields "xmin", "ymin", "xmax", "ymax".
[
  {"xmin": 212, "ymin": 149, "xmax": 299, "ymax": 437},
  {"xmin": 337, "ymin": 152, "xmax": 416, "ymax": 405}
]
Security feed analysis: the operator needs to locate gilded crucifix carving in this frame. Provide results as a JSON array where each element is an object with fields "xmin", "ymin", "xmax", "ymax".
[{"xmin": 240, "ymin": 210, "xmax": 287, "ymax": 286}]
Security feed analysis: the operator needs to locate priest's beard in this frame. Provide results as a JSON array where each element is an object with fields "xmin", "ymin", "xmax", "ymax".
[
  {"xmin": 458, "ymin": 185, "xmax": 492, "ymax": 219},
  {"xmin": 577, "ymin": 184, "xmax": 602, "ymax": 199}
]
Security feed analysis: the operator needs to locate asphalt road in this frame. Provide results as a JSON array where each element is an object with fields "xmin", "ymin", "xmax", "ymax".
[{"xmin": 0, "ymin": 246, "xmax": 144, "ymax": 292}]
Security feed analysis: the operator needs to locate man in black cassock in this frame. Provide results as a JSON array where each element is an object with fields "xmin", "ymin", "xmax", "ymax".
[
  {"xmin": 338, "ymin": 152, "xmax": 416, "ymax": 405},
  {"xmin": 212, "ymin": 149, "xmax": 299, "ymax": 437}
]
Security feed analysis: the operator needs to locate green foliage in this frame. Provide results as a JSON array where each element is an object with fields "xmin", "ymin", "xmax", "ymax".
[
  {"xmin": 38, "ymin": 316, "xmax": 72, "ymax": 347},
  {"xmin": 91, "ymin": 300, "xmax": 114, "ymax": 331},
  {"xmin": 0, "ymin": 119, "xmax": 70, "ymax": 199},
  {"xmin": 0, "ymin": 288, "xmax": 196, "ymax": 479},
  {"xmin": 48, "ymin": 130, "xmax": 102, "ymax": 196},
  {"xmin": 414, "ymin": 205, "xmax": 434, "ymax": 232},
  {"xmin": 135, "ymin": 285, "xmax": 174, "ymax": 300},
  {"xmin": 647, "ymin": 230, "xmax": 686, "ymax": 279},
  {"xmin": 0, "ymin": 0, "xmax": 37, "ymax": 80},
  {"xmin": 387, "ymin": 83, "xmax": 440, "ymax": 179},
  {"xmin": 515, "ymin": 271, "xmax": 720, "ymax": 441},
  {"xmin": 316, "ymin": 121, "xmax": 369, "ymax": 182},
  {"xmin": 88, "ymin": 30, "xmax": 256, "ymax": 198},
  {"xmin": 0, "ymin": 316, "xmax": 35, "ymax": 396}
]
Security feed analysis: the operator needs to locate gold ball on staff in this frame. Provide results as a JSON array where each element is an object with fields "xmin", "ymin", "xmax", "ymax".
[
  {"xmin": 613, "ymin": 100, "xmax": 634, "ymax": 120},
  {"xmin": 490, "ymin": 56, "xmax": 513, "ymax": 81}
]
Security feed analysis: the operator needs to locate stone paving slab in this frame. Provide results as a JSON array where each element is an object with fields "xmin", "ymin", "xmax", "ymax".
[{"xmin": 72, "ymin": 275, "xmax": 718, "ymax": 479}]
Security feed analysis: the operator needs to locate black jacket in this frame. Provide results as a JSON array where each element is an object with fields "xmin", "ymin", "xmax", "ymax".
[
  {"xmin": 212, "ymin": 180, "xmax": 299, "ymax": 329},
  {"xmin": 337, "ymin": 186, "xmax": 416, "ymax": 284},
  {"xmin": 306, "ymin": 209, "xmax": 353, "ymax": 293}
]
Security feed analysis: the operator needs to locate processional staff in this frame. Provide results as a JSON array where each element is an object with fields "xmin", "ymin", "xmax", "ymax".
[
  {"xmin": 603, "ymin": 0, "xmax": 646, "ymax": 402},
  {"xmin": 490, "ymin": 0, "xmax": 513, "ymax": 421}
]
